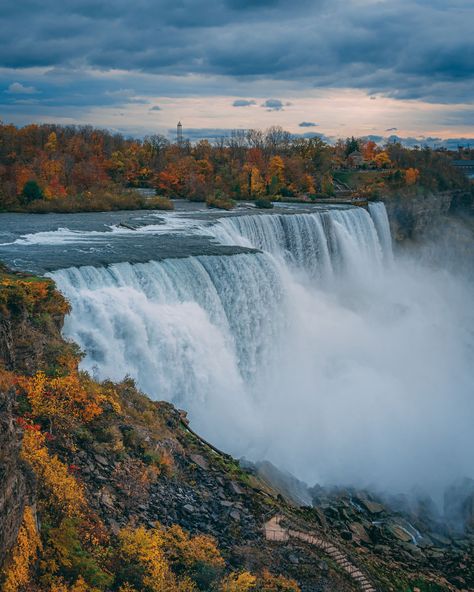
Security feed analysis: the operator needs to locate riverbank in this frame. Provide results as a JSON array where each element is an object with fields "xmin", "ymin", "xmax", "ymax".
[{"xmin": 1, "ymin": 191, "xmax": 174, "ymax": 214}]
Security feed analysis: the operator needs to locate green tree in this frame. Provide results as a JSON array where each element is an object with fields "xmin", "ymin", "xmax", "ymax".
[{"xmin": 21, "ymin": 180, "xmax": 43, "ymax": 203}]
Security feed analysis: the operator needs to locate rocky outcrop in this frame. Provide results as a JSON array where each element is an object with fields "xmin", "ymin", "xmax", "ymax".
[
  {"xmin": 381, "ymin": 191, "xmax": 453, "ymax": 242},
  {"xmin": 0, "ymin": 386, "xmax": 34, "ymax": 567},
  {"xmin": 0, "ymin": 268, "xmax": 73, "ymax": 376}
]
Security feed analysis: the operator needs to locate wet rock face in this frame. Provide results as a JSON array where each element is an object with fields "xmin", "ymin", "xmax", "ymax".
[
  {"xmin": 309, "ymin": 485, "xmax": 474, "ymax": 589},
  {"xmin": 381, "ymin": 191, "xmax": 453, "ymax": 242},
  {"xmin": 444, "ymin": 479, "xmax": 474, "ymax": 532},
  {"xmin": 0, "ymin": 387, "xmax": 34, "ymax": 567}
]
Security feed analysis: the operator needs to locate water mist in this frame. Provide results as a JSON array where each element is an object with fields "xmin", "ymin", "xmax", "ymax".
[{"xmin": 50, "ymin": 204, "xmax": 474, "ymax": 502}]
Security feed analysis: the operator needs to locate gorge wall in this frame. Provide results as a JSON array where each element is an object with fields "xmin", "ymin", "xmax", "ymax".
[
  {"xmin": 380, "ymin": 191, "xmax": 453, "ymax": 242},
  {"xmin": 0, "ymin": 387, "xmax": 34, "ymax": 568}
]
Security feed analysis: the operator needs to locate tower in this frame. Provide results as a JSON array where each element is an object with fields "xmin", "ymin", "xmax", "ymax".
[{"xmin": 177, "ymin": 121, "xmax": 183, "ymax": 145}]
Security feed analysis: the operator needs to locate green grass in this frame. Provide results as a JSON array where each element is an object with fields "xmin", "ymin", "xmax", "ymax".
[{"xmin": 334, "ymin": 170, "xmax": 390, "ymax": 189}]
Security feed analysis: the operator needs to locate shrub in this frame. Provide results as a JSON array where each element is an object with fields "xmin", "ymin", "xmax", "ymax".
[
  {"xmin": 254, "ymin": 199, "xmax": 273, "ymax": 209},
  {"xmin": 43, "ymin": 518, "xmax": 113, "ymax": 590},
  {"xmin": 206, "ymin": 193, "xmax": 235, "ymax": 210},
  {"xmin": 280, "ymin": 187, "xmax": 295, "ymax": 198},
  {"xmin": 145, "ymin": 196, "xmax": 174, "ymax": 210},
  {"xmin": 21, "ymin": 188, "xmax": 174, "ymax": 213}
]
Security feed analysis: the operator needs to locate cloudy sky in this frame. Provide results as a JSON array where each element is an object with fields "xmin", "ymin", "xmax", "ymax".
[{"xmin": 1, "ymin": 0, "xmax": 473, "ymax": 142}]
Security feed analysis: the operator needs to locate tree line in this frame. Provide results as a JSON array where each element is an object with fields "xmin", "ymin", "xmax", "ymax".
[{"xmin": 0, "ymin": 121, "xmax": 470, "ymax": 211}]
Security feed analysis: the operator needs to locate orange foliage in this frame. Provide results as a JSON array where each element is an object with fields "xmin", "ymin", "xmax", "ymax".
[
  {"xmin": 15, "ymin": 165, "xmax": 36, "ymax": 194},
  {"xmin": 0, "ymin": 276, "xmax": 68, "ymax": 320},
  {"xmin": 362, "ymin": 140, "xmax": 377, "ymax": 161},
  {"xmin": 405, "ymin": 167, "xmax": 420, "ymax": 185},
  {"xmin": 2, "ymin": 506, "xmax": 42, "ymax": 592},
  {"xmin": 17, "ymin": 371, "xmax": 121, "ymax": 428}
]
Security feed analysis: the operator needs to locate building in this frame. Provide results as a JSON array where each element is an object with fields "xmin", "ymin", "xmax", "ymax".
[
  {"xmin": 347, "ymin": 150, "xmax": 365, "ymax": 168},
  {"xmin": 177, "ymin": 121, "xmax": 183, "ymax": 145}
]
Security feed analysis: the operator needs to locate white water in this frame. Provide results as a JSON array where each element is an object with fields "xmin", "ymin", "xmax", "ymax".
[{"xmin": 50, "ymin": 204, "xmax": 474, "ymax": 495}]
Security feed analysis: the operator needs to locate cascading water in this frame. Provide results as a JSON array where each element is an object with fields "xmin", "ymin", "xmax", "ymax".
[
  {"xmin": 209, "ymin": 206, "xmax": 386, "ymax": 280},
  {"xmin": 368, "ymin": 201, "xmax": 393, "ymax": 263},
  {"xmin": 50, "ymin": 203, "xmax": 474, "ymax": 495}
]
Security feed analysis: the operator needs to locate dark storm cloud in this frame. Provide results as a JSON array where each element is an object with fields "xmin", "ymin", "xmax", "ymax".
[{"xmin": 0, "ymin": 0, "xmax": 472, "ymax": 115}]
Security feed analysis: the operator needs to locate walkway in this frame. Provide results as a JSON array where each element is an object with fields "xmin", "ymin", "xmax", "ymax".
[{"xmin": 264, "ymin": 515, "xmax": 376, "ymax": 592}]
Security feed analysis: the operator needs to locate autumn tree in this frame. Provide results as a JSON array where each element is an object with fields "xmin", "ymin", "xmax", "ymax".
[
  {"xmin": 405, "ymin": 167, "xmax": 420, "ymax": 185},
  {"xmin": 374, "ymin": 151, "xmax": 391, "ymax": 169},
  {"xmin": 268, "ymin": 156, "xmax": 285, "ymax": 195}
]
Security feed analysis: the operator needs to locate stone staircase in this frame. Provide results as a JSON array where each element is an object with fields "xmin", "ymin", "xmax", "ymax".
[{"xmin": 264, "ymin": 515, "xmax": 376, "ymax": 592}]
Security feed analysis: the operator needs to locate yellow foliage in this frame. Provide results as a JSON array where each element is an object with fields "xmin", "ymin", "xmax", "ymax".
[
  {"xmin": 21, "ymin": 427, "xmax": 86, "ymax": 517},
  {"xmin": 259, "ymin": 569, "xmax": 300, "ymax": 591},
  {"xmin": 374, "ymin": 151, "xmax": 391, "ymax": 168},
  {"xmin": 17, "ymin": 371, "xmax": 121, "ymax": 428},
  {"xmin": 45, "ymin": 132, "xmax": 58, "ymax": 152},
  {"xmin": 161, "ymin": 524, "xmax": 224, "ymax": 571},
  {"xmin": 49, "ymin": 578, "xmax": 70, "ymax": 592},
  {"xmin": 249, "ymin": 166, "xmax": 265, "ymax": 197},
  {"xmin": 118, "ymin": 585, "xmax": 137, "ymax": 592},
  {"xmin": 2, "ymin": 506, "xmax": 42, "ymax": 592},
  {"xmin": 48, "ymin": 576, "xmax": 100, "ymax": 592},
  {"xmin": 117, "ymin": 524, "xmax": 222, "ymax": 592},
  {"xmin": 269, "ymin": 156, "xmax": 285, "ymax": 186},
  {"xmin": 71, "ymin": 575, "xmax": 96, "ymax": 592},
  {"xmin": 118, "ymin": 526, "xmax": 176, "ymax": 592},
  {"xmin": 220, "ymin": 571, "xmax": 257, "ymax": 592},
  {"xmin": 0, "ymin": 275, "xmax": 69, "ymax": 319}
]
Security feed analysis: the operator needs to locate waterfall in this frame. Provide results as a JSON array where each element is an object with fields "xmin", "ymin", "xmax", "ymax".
[
  {"xmin": 49, "ymin": 202, "xmax": 474, "ymax": 494},
  {"xmin": 52, "ymin": 253, "xmax": 286, "ymax": 401},
  {"xmin": 368, "ymin": 201, "xmax": 393, "ymax": 263},
  {"xmin": 210, "ymin": 205, "xmax": 386, "ymax": 279}
]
